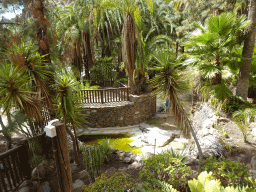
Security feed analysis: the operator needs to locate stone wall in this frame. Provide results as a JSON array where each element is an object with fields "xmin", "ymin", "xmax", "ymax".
[{"xmin": 82, "ymin": 93, "xmax": 156, "ymax": 128}]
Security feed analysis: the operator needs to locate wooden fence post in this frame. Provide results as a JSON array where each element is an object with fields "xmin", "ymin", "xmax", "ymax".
[{"xmin": 51, "ymin": 121, "xmax": 73, "ymax": 192}]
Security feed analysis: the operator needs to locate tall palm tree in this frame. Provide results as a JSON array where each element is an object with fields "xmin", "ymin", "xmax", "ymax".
[
  {"xmin": 236, "ymin": 0, "xmax": 256, "ymax": 100},
  {"xmin": 149, "ymin": 49, "xmax": 203, "ymax": 160}
]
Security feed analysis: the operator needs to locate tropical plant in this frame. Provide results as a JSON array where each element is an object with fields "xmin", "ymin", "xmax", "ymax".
[
  {"xmin": 83, "ymin": 172, "xmax": 136, "ymax": 192},
  {"xmin": 53, "ymin": 68, "xmax": 86, "ymax": 163},
  {"xmin": 139, "ymin": 148, "xmax": 191, "ymax": 191},
  {"xmin": 81, "ymin": 141, "xmax": 112, "ymax": 180},
  {"xmin": 185, "ymin": 12, "xmax": 250, "ymax": 101},
  {"xmin": 149, "ymin": 49, "xmax": 203, "ymax": 160},
  {"xmin": 200, "ymin": 157, "xmax": 250, "ymax": 186},
  {"xmin": 233, "ymin": 108, "xmax": 256, "ymax": 142},
  {"xmin": 137, "ymin": 178, "xmax": 179, "ymax": 192},
  {"xmin": 188, "ymin": 171, "xmax": 250, "ymax": 192},
  {"xmin": 7, "ymin": 39, "xmax": 53, "ymax": 109},
  {"xmin": 0, "ymin": 63, "xmax": 43, "ymax": 149}
]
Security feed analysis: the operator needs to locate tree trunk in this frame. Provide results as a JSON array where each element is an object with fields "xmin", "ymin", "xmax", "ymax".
[
  {"xmin": 65, "ymin": 125, "xmax": 79, "ymax": 164},
  {"xmin": 122, "ymin": 14, "xmax": 137, "ymax": 94},
  {"xmin": 82, "ymin": 30, "xmax": 94, "ymax": 80},
  {"xmin": 214, "ymin": 53, "xmax": 222, "ymax": 85},
  {"xmin": 33, "ymin": 0, "xmax": 51, "ymax": 64},
  {"xmin": 236, "ymin": 0, "xmax": 256, "ymax": 100}
]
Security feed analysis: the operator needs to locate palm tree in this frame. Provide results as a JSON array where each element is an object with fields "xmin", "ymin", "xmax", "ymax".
[
  {"xmin": 149, "ymin": 49, "xmax": 203, "ymax": 160},
  {"xmin": 186, "ymin": 12, "xmax": 249, "ymax": 84},
  {"xmin": 184, "ymin": 12, "xmax": 250, "ymax": 102},
  {"xmin": 121, "ymin": 0, "xmax": 153, "ymax": 93},
  {"xmin": 236, "ymin": 0, "xmax": 256, "ymax": 100},
  {"xmin": 53, "ymin": 69, "xmax": 86, "ymax": 164}
]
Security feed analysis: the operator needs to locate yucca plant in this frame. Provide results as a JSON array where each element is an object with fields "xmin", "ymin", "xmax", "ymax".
[
  {"xmin": 53, "ymin": 68, "xmax": 86, "ymax": 163},
  {"xmin": 149, "ymin": 49, "xmax": 203, "ymax": 160},
  {"xmin": 233, "ymin": 108, "xmax": 256, "ymax": 142},
  {"xmin": 7, "ymin": 39, "xmax": 53, "ymax": 109}
]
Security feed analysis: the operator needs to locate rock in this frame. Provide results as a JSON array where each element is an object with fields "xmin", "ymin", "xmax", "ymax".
[
  {"xmin": 19, "ymin": 187, "xmax": 30, "ymax": 192},
  {"xmin": 217, "ymin": 117, "xmax": 230, "ymax": 123},
  {"xmin": 124, "ymin": 152, "xmax": 134, "ymax": 157},
  {"xmin": 249, "ymin": 170, "xmax": 256, "ymax": 179},
  {"xmin": 105, "ymin": 167, "xmax": 117, "ymax": 177},
  {"xmin": 188, "ymin": 128, "xmax": 223, "ymax": 159},
  {"xmin": 123, "ymin": 156, "xmax": 134, "ymax": 164},
  {"xmin": 202, "ymin": 118, "xmax": 215, "ymax": 129},
  {"xmin": 251, "ymin": 156, "xmax": 256, "ymax": 170},
  {"xmin": 70, "ymin": 163, "xmax": 79, "ymax": 174},
  {"xmin": 131, "ymin": 128, "xmax": 175, "ymax": 147},
  {"xmin": 72, "ymin": 170, "xmax": 91, "ymax": 185},
  {"xmin": 111, "ymin": 149, "xmax": 119, "ymax": 154},
  {"xmin": 31, "ymin": 164, "xmax": 47, "ymax": 180},
  {"xmin": 192, "ymin": 103, "xmax": 217, "ymax": 132},
  {"xmin": 251, "ymin": 127, "xmax": 256, "ymax": 137},
  {"xmin": 127, "ymin": 161, "xmax": 143, "ymax": 170},
  {"xmin": 116, "ymin": 150, "xmax": 126, "ymax": 160},
  {"xmin": 73, "ymin": 179, "xmax": 85, "ymax": 192},
  {"xmin": 38, "ymin": 181, "xmax": 50, "ymax": 192}
]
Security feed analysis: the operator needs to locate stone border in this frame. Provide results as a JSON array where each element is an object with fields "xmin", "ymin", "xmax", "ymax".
[{"xmin": 82, "ymin": 93, "xmax": 156, "ymax": 128}]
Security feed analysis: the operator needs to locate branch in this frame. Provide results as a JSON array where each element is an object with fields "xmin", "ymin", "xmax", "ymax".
[{"xmin": 0, "ymin": 22, "xmax": 23, "ymax": 25}]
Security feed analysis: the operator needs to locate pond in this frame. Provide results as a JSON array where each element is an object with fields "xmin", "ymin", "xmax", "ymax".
[{"xmin": 78, "ymin": 133, "xmax": 142, "ymax": 154}]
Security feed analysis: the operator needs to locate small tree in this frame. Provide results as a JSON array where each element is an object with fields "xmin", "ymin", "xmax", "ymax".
[
  {"xmin": 149, "ymin": 49, "xmax": 203, "ymax": 160},
  {"xmin": 53, "ymin": 69, "xmax": 86, "ymax": 164}
]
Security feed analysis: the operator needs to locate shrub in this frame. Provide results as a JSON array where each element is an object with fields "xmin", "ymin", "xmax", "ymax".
[
  {"xmin": 233, "ymin": 108, "xmax": 256, "ymax": 142},
  {"xmin": 139, "ymin": 149, "xmax": 190, "ymax": 191},
  {"xmin": 224, "ymin": 96, "xmax": 252, "ymax": 113},
  {"xmin": 200, "ymin": 157, "xmax": 249, "ymax": 186},
  {"xmin": 81, "ymin": 140, "xmax": 112, "ymax": 180},
  {"xmin": 83, "ymin": 172, "xmax": 136, "ymax": 192},
  {"xmin": 188, "ymin": 171, "xmax": 250, "ymax": 192},
  {"xmin": 137, "ymin": 178, "xmax": 179, "ymax": 192}
]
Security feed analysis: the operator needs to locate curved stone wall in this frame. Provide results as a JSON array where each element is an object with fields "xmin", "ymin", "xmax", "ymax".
[{"xmin": 82, "ymin": 93, "xmax": 156, "ymax": 128}]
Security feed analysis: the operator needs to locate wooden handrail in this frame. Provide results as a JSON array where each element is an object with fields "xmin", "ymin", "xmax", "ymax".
[{"xmin": 79, "ymin": 87, "xmax": 130, "ymax": 104}]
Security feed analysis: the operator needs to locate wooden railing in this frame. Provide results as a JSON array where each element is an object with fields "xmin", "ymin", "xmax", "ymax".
[
  {"xmin": 79, "ymin": 87, "xmax": 129, "ymax": 104},
  {"xmin": 0, "ymin": 141, "xmax": 31, "ymax": 192},
  {"xmin": 0, "ymin": 110, "xmax": 51, "ymax": 192}
]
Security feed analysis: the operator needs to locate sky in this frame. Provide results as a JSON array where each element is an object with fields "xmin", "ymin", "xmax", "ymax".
[{"xmin": 0, "ymin": 4, "xmax": 23, "ymax": 20}]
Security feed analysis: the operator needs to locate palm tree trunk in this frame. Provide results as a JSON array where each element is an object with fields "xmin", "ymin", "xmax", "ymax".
[
  {"xmin": 214, "ymin": 53, "xmax": 222, "ymax": 85},
  {"xmin": 33, "ymin": 0, "xmax": 51, "ymax": 64},
  {"xmin": 122, "ymin": 14, "xmax": 136, "ymax": 94},
  {"xmin": 82, "ymin": 30, "xmax": 94, "ymax": 80},
  {"xmin": 236, "ymin": 0, "xmax": 256, "ymax": 99},
  {"xmin": 169, "ymin": 90, "xmax": 204, "ymax": 160}
]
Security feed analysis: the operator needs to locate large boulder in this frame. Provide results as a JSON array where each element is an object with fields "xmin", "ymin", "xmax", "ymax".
[
  {"xmin": 192, "ymin": 103, "xmax": 217, "ymax": 132},
  {"xmin": 73, "ymin": 180, "xmax": 85, "ymax": 192},
  {"xmin": 188, "ymin": 127, "xmax": 223, "ymax": 159}
]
